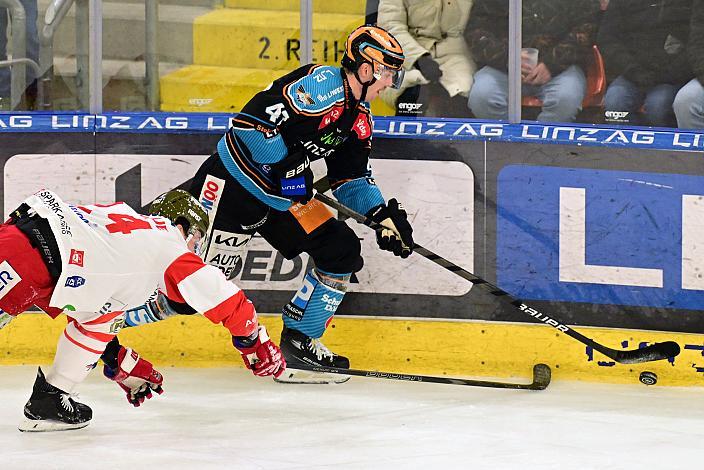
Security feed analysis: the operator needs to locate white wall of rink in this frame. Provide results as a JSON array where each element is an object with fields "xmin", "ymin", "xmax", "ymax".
[
  {"xmin": 4, "ymin": 154, "xmax": 473, "ymax": 296},
  {"xmin": 2, "ymin": 365, "xmax": 703, "ymax": 469}
]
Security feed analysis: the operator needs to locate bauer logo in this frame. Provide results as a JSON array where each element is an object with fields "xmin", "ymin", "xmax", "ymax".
[
  {"xmin": 65, "ymin": 276, "xmax": 86, "ymax": 288},
  {"xmin": 497, "ymin": 165, "xmax": 704, "ymax": 309},
  {"xmin": 0, "ymin": 260, "xmax": 21, "ymax": 301}
]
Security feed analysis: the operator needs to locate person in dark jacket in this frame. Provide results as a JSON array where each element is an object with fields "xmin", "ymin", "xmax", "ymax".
[
  {"xmin": 673, "ymin": 0, "xmax": 704, "ymax": 128},
  {"xmin": 465, "ymin": 0, "xmax": 600, "ymax": 122},
  {"xmin": 598, "ymin": 0, "xmax": 692, "ymax": 127}
]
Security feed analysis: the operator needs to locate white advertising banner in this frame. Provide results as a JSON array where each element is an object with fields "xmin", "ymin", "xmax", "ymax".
[{"xmin": 5, "ymin": 154, "xmax": 473, "ymax": 296}]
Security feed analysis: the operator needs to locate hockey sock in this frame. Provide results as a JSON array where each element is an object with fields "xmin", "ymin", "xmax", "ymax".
[{"xmin": 282, "ymin": 268, "xmax": 350, "ymax": 338}]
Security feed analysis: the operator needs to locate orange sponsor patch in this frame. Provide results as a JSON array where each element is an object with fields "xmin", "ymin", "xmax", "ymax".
[{"xmin": 289, "ymin": 199, "xmax": 334, "ymax": 234}]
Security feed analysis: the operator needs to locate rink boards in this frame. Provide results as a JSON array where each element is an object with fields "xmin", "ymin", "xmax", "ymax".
[
  {"xmin": 1, "ymin": 114, "xmax": 704, "ymax": 386},
  {"xmin": 3, "ymin": 313, "xmax": 704, "ymax": 387}
]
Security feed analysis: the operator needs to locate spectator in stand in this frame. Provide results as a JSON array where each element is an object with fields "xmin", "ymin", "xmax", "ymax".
[
  {"xmin": 465, "ymin": 0, "xmax": 599, "ymax": 122},
  {"xmin": 674, "ymin": 0, "xmax": 704, "ymax": 129},
  {"xmin": 378, "ymin": 0, "xmax": 475, "ymax": 117},
  {"xmin": 0, "ymin": 0, "xmax": 39, "ymax": 110},
  {"xmin": 598, "ymin": 0, "xmax": 692, "ymax": 127}
]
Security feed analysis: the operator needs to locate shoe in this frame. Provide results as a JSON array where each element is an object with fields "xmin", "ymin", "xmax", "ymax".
[
  {"xmin": 18, "ymin": 367, "xmax": 92, "ymax": 432},
  {"xmin": 275, "ymin": 327, "xmax": 350, "ymax": 384}
]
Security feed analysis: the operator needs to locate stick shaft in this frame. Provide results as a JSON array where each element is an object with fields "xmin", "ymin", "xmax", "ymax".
[{"xmin": 313, "ymin": 191, "xmax": 679, "ymax": 364}]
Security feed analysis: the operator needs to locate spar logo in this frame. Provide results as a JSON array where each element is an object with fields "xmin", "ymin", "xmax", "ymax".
[{"xmin": 69, "ymin": 249, "xmax": 84, "ymax": 267}]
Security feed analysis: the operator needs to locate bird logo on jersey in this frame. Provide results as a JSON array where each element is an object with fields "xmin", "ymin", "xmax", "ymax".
[{"xmin": 295, "ymin": 85, "xmax": 316, "ymax": 106}]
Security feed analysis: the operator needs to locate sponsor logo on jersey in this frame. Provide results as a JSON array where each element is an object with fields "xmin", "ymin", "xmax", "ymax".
[
  {"xmin": 36, "ymin": 189, "xmax": 72, "ymax": 236},
  {"xmin": 65, "ymin": 276, "xmax": 86, "ymax": 288},
  {"xmin": 316, "ymin": 85, "xmax": 343, "ymax": 103},
  {"xmin": 69, "ymin": 249, "xmax": 84, "ymax": 267},
  {"xmin": 353, "ymin": 114, "xmax": 371, "ymax": 139},
  {"xmin": 318, "ymin": 105, "xmax": 343, "ymax": 130},
  {"xmin": 0, "ymin": 261, "xmax": 21, "ymax": 301}
]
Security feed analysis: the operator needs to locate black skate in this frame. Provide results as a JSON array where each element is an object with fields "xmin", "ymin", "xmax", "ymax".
[
  {"xmin": 275, "ymin": 326, "xmax": 350, "ymax": 384},
  {"xmin": 18, "ymin": 367, "xmax": 92, "ymax": 432}
]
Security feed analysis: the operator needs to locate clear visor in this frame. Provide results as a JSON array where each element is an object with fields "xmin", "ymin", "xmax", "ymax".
[
  {"xmin": 373, "ymin": 62, "xmax": 405, "ymax": 89},
  {"xmin": 185, "ymin": 227, "xmax": 205, "ymax": 258}
]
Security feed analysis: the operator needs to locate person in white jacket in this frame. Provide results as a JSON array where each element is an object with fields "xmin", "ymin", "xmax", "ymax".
[{"xmin": 378, "ymin": 0, "xmax": 475, "ymax": 117}]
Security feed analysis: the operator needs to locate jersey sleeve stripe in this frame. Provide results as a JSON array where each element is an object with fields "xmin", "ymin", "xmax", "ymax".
[
  {"xmin": 202, "ymin": 290, "xmax": 258, "ymax": 337},
  {"xmin": 163, "ymin": 252, "xmax": 208, "ymax": 303},
  {"xmin": 175, "ymin": 263, "xmax": 240, "ymax": 313}
]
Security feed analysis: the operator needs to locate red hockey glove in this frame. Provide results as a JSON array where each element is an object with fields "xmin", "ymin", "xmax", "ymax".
[
  {"xmin": 232, "ymin": 325, "xmax": 286, "ymax": 378},
  {"xmin": 103, "ymin": 346, "xmax": 164, "ymax": 407}
]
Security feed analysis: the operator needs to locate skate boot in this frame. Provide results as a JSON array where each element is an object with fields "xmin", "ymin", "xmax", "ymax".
[
  {"xmin": 18, "ymin": 367, "xmax": 92, "ymax": 432},
  {"xmin": 275, "ymin": 326, "xmax": 351, "ymax": 384}
]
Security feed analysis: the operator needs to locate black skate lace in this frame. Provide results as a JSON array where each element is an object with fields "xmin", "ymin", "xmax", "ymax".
[{"xmin": 309, "ymin": 338, "xmax": 335, "ymax": 361}]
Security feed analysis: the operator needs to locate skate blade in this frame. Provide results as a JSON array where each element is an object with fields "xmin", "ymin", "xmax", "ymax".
[
  {"xmin": 274, "ymin": 368, "xmax": 350, "ymax": 384},
  {"xmin": 18, "ymin": 418, "xmax": 90, "ymax": 433}
]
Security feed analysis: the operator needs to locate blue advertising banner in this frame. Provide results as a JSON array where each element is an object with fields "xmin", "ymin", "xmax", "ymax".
[
  {"xmin": 497, "ymin": 165, "xmax": 704, "ymax": 310},
  {"xmin": 0, "ymin": 112, "xmax": 703, "ymax": 152}
]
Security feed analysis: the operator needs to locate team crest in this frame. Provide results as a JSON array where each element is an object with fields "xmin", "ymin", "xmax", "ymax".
[{"xmin": 295, "ymin": 85, "xmax": 316, "ymax": 106}]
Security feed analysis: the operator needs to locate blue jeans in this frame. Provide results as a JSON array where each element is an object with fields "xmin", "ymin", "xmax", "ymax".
[
  {"xmin": 0, "ymin": 0, "xmax": 39, "ymax": 97},
  {"xmin": 673, "ymin": 78, "xmax": 704, "ymax": 129},
  {"xmin": 468, "ymin": 65, "xmax": 586, "ymax": 122},
  {"xmin": 604, "ymin": 76, "xmax": 677, "ymax": 127}
]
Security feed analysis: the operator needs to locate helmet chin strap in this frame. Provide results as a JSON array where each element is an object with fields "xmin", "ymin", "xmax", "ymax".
[{"xmin": 353, "ymin": 65, "xmax": 376, "ymax": 103}]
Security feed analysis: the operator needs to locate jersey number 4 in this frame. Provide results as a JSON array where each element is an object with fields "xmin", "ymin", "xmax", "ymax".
[{"xmin": 105, "ymin": 213, "xmax": 152, "ymax": 234}]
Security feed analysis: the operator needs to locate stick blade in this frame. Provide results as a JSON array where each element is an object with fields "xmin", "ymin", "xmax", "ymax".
[
  {"xmin": 613, "ymin": 341, "xmax": 680, "ymax": 364},
  {"xmin": 531, "ymin": 363, "xmax": 552, "ymax": 390}
]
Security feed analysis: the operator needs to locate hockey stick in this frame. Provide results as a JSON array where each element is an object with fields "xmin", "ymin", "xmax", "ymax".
[
  {"xmin": 293, "ymin": 363, "xmax": 551, "ymax": 390},
  {"xmin": 313, "ymin": 189, "xmax": 681, "ymax": 364}
]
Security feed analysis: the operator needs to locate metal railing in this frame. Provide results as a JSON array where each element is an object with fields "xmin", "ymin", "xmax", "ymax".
[{"xmin": 0, "ymin": 0, "xmax": 37, "ymax": 109}]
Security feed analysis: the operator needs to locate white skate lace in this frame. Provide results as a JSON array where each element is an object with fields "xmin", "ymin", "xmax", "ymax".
[
  {"xmin": 309, "ymin": 338, "xmax": 335, "ymax": 362},
  {"xmin": 59, "ymin": 393, "xmax": 79, "ymax": 413}
]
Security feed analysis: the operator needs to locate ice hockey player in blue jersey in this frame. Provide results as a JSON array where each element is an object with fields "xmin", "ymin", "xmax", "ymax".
[{"xmin": 133, "ymin": 25, "xmax": 415, "ymax": 383}]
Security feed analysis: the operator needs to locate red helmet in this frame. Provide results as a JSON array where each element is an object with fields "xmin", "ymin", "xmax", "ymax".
[{"xmin": 342, "ymin": 25, "xmax": 405, "ymax": 89}]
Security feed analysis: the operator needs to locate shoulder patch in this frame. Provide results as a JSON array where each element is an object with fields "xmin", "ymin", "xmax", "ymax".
[{"xmin": 285, "ymin": 66, "xmax": 344, "ymax": 115}]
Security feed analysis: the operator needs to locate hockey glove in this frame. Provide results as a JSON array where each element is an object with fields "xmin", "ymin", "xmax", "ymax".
[
  {"xmin": 103, "ymin": 345, "xmax": 164, "ymax": 407},
  {"xmin": 367, "ymin": 198, "xmax": 414, "ymax": 259},
  {"xmin": 233, "ymin": 325, "xmax": 286, "ymax": 378},
  {"xmin": 273, "ymin": 153, "xmax": 314, "ymax": 204}
]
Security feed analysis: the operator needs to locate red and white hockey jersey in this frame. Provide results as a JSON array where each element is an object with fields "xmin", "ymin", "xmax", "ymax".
[{"xmin": 24, "ymin": 189, "xmax": 257, "ymax": 338}]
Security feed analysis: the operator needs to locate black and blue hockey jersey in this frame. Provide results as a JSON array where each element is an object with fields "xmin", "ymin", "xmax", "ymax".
[{"xmin": 216, "ymin": 64, "xmax": 385, "ymax": 214}]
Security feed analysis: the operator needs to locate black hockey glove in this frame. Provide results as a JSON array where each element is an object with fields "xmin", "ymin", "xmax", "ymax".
[
  {"xmin": 416, "ymin": 54, "xmax": 443, "ymax": 83},
  {"xmin": 367, "ymin": 199, "xmax": 414, "ymax": 259},
  {"xmin": 273, "ymin": 152, "xmax": 314, "ymax": 204}
]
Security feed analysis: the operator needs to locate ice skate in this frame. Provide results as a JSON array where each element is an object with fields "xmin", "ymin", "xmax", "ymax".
[
  {"xmin": 18, "ymin": 367, "xmax": 92, "ymax": 432},
  {"xmin": 275, "ymin": 327, "xmax": 350, "ymax": 384}
]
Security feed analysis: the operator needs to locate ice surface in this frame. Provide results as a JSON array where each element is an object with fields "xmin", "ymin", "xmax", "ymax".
[{"xmin": 1, "ymin": 366, "xmax": 703, "ymax": 469}]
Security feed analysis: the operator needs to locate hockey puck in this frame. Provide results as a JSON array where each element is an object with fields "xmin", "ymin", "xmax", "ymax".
[{"xmin": 639, "ymin": 371, "xmax": 658, "ymax": 386}]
